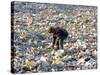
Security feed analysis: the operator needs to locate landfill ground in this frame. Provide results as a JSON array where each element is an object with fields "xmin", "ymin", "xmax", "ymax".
[{"xmin": 11, "ymin": 1, "xmax": 97, "ymax": 73}]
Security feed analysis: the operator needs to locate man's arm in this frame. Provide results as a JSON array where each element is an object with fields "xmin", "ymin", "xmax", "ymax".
[{"xmin": 52, "ymin": 35, "xmax": 56, "ymax": 49}]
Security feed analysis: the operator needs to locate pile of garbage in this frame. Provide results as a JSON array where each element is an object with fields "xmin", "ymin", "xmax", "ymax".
[{"xmin": 11, "ymin": 2, "xmax": 97, "ymax": 73}]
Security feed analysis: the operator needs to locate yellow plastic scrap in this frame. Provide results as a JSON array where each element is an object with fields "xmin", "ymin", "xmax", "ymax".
[
  {"xmin": 24, "ymin": 59, "xmax": 32, "ymax": 70},
  {"xmin": 52, "ymin": 55, "xmax": 63, "ymax": 64}
]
